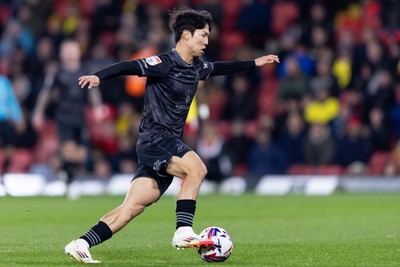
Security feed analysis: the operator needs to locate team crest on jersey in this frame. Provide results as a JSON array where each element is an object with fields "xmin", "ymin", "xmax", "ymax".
[{"xmin": 145, "ymin": 56, "xmax": 162, "ymax": 66}]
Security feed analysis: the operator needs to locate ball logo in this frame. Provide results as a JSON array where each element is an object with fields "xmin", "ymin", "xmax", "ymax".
[{"xmin": 198, "ymin": 226, "xmax": 233, "ymax": 262}]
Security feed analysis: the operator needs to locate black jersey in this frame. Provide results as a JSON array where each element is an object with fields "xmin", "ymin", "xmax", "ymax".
[
  {"xmin": 52, "ymin": 67, "xmax": 88, "ymax": 126},
  {"xmin": 137, "ymin": 50, "xmax": 214, "ymax": 147},
  {"xmin": 95, "ymin": 49, "xmax": 255, "ymax": 148}
]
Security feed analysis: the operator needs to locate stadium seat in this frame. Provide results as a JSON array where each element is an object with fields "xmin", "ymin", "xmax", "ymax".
[
  {"xmin": 208, "ymin": 89, "xmax": 227, "ymax": 120},
  {"xmin": 287, "ymin": 164, "xmax": 315, "ymax": 175},
  {"xmin": 219, "ymin": 31, "xmax": 247, "ymax": 60},
  {"xmin": 7, "ymin": 149, "xmax": 34, "ymax": 173},
  {"xmin": 34, "ymin": 121, "xmax": 59, "ymax": 164},
  {"xmin": 244, "ymin": 120, "xmax": 258, "ymax": 138},
  {"xmin": 271, "ymin": 1, "xmax": 300, "ymax": 35},
  {"xmin": 258, "ymin": 88, "xmax": 278, "ymax": 116},
  {"xmin": 233, "ymin": 163, "xmax": 247, "ymax": 177},
  {"xmin": 220, "ymin": 0, "xmax": 243, "ymax": 30},
  {"xmin": 85, "ymin": 105, "xmax": 118, "ymax": 154},
  {"xmin": 217, "ymin": 121, "xmax": 231, "ymax": 140},
  {"xmin": 316, "ymin": 165, "xmax": 343, "ymax": 175},
  {"xmin": 368, "ymin": 152, "xmax": 391, "ymax": 175}
]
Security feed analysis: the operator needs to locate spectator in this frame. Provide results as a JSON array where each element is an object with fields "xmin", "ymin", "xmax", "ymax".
[
  {"xmin": 221, "ymin": 119, "xmax": 253, "ymax": 174},
  {"xmin": 236, "ymin": 0, "xmax": 271, "ymax": 49},
  {"xmin": 367, "ymin": 106, "xmax": 392, "ymax": 153},
  {"xmin": 220, "ymin": 73, "xmax": 258, "ymax": 121},
  {"xmin": 197, "ymin": 121, "xmax": 225, "ymax": 183},
  {"xmin": 388, "ymin": 83, "xmax": 400, "ymax": 140},
  {"xmin": 310, "ymin": 59, "xmax": 339, "ymax": 97},
  {"xmin": 247, "ymin": 129, "xmax": 288, "ymax": 176},
  {"xmin": 304, "ymin": 84, "xmax": 339, "ymax": 125},
  {"xmin": 365, "ymin": 69, "xmax": 395, "ymax": 114},
  {"xmin": 336, "ymin": 116, "xmax": 371, "ymax": 168},
  {"xmin": 93, "ymin": 158, "xmax": 112, "ymax": 181},
  {"xmin": 278, "ymin": 112, "xmax": 306, "ymax": 164},
  {"xmin": 301, "ymin": 2, "xmax": 333, "ymax": 49},
  {"xmin": 111, "ymin": 134, "xmax": 137, "ymax": 174},
  {"xmin": 28, "ymin": 36, "xmax": 56, "ymax": 111},
  {"xmin": 277, "ymin": 55, "xmax": 310, "ymax": 104},
  {"xmin": 303, "ymin": 123, "xmax": 336, "ymax": 166}
]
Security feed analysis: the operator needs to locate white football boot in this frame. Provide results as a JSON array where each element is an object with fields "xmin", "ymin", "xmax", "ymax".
[
  {"xmin": 172, "ymin": 226, "xmax": 214, "ymax": 250},
  {"xmin": 65, "ymin": 239, "xmax": 101, "ymax": 264}
]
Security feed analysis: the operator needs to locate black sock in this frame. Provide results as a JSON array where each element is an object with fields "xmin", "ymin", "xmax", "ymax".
[
  {"xmin": 63, "ymin": 161, "xmax": 76, "ymax": 184},
  {"xmin": 176, "ymin": 199, "xmax": 196, "ymax": 229},
  {"xmin": 80, "ymin": 221, "xmax": 113, "ymax": 247}
]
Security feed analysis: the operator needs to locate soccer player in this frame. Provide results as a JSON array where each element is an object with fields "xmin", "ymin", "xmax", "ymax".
[
  {"xmin": 65, "ymin": 9, "xmax": 279, "ymax": 263},
  {"xmin": 33, "ymin": 40, "xmax": 102, "ymax": 187}
]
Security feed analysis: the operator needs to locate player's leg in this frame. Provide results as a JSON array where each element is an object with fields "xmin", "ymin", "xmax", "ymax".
[
  {"xmin": 99, "ymin": 177, "xmax": 160, "ymax": 233},
  {"xmin": 0, "ymin": 121, "xmax": 16, "ymax": 173},
  {"xmin": 166, "ymin": 151, "xmax": 207, "ymax": 200},
  {"xmin": 166, "ymin": 151, "xmax": 213, "ymax": 248},
  {"xmin": 58, "ymin": 123, "xmax": 87, "ymax": 186},
  {"xmin": 65, "ymin": 177, "xmax": 160, "ymax": 263}
]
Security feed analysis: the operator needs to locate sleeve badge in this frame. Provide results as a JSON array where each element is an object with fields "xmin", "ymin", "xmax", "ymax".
[{"xmin": 145, "ymin": 56, "xmax": 162, "ymax": 66}]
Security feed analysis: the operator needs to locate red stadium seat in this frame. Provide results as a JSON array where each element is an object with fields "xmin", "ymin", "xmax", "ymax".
[
  {"xmin": 7, "ymin": 149, "xmax": 34, "ymax": 173},
  {"xmin": 208, "ymin": 89, "xmax": 227, "ymax": 121},
  {"xmin": 271, "ymin": 1, "xmax": 300, "ymax": 35},
  {"xmin": 33, "ymin": 121, "xmax": 59, "ymax": 164},
  {"xmin": 244, "ymin": 120, "xmax": 258, "ymax": 138},
  {"xmin": 316, "ymin": 165, "xmax": 343, "ymax": 175},
  {"xmin": 368, "ymin": 152, "xmax": 391, "ymax": 175},
  {"xmin": 233, "ymin": 163, "xmax": 247, "ymax": 177},
  {"xmin": 287, "ymin": 164, "xmax": 315, "ymax": 175}
]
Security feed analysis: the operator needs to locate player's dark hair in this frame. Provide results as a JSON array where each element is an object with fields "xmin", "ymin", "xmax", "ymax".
[{"xmin": 169, "ymin": 9, "xmax": 213, "ymax": 43}]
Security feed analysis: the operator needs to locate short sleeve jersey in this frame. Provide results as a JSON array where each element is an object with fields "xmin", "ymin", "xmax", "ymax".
[
  {"xmin": 135, "ymin": 49, "xmax": 213, "ymax": 148},
  {"xmin": 52, "ymin": 67, "xmax": 88, "ymax": 126}
]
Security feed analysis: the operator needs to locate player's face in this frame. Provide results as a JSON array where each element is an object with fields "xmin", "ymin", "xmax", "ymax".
[
  {"xmin": 60, "ymin": 42, "xmax": 81, "ymax": 63},
  {"xmin": 189, "ymin": 25, "xmax": 210, "ymax": 57}
]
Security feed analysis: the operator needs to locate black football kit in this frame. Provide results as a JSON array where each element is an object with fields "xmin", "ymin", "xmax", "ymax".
[{"xmin": 94, "ymin": 49, "xmax": 255, "ymax": 194}]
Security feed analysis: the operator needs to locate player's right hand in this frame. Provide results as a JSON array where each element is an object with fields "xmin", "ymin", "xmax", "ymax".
[{"xmin": 78, "ymin": 75, "xmax": 100, "ymax": 89}]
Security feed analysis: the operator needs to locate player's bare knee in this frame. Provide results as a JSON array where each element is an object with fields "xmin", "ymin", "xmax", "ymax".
[
  {"xmin": 189, "ymin": 163, "xmax": 207, "ymax": 181},
  {"xmin": 199, "ymin": 164, "xmax": 207, "ymax": 180}
]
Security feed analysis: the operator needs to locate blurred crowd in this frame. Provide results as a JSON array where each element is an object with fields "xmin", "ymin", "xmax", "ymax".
[{"xmin": 1, "ymin": 0, "xmax": 400, "ymax": 183}]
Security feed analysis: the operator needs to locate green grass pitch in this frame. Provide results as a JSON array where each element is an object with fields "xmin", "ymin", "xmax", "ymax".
[{"xmin": 1, "ymin": 193, "xmax": 399, "ymax": 266}]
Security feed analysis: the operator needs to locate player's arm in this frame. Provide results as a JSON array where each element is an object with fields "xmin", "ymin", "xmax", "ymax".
[
  {"xmin": 32, "ymin": 63, "xmax": 58, "ymax": 130},
  {"xmin": 209, "ymin": 54, "xmax": 279, "ymax": 76},
  {"xmin": 79, "ymin": 60, "xmax": 143, "ymax": 89},
  {"xmin": 79, "ymin": 57, "xmax": 170, "ymax": 89}
]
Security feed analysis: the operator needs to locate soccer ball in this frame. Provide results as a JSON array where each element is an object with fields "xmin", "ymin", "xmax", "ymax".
[{"xmin": 197, "ymin": 226, "xmax": 233, "ymax": 262}]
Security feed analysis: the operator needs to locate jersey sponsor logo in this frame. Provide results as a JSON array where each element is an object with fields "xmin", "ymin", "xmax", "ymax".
[
  {"xmin": 175, "ymin": 89, "xmax": 192, "ymax": 110},
  {"xmin": 145, "ymin": 56, "xmax": 162, "ymax": 66},
  {"xmin": 203, "ymin": 62, "xmax": 208, "ymax": 69}
]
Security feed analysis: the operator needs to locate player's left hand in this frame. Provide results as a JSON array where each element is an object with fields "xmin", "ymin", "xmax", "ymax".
[{"xmin": 254, "ymin": 55, "xmax": 280, "ymax": 67}]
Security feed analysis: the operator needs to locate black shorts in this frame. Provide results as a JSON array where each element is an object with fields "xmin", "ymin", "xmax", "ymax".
[
  {"xmin": 0, "ymin": 121, "xmax": 17, "ymax": 147},
  {"xmin": 133, "ymin": 136, "xmax": 192, "ymax": 195},
  {"xmin": 57, "ymin": 121, "xmax": 88, "ymax": 145}
]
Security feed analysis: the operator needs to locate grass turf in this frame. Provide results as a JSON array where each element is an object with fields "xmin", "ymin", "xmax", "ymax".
[{"xmin": 1, "ymin": 193, "xmax": 399, "ymax": 266}]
